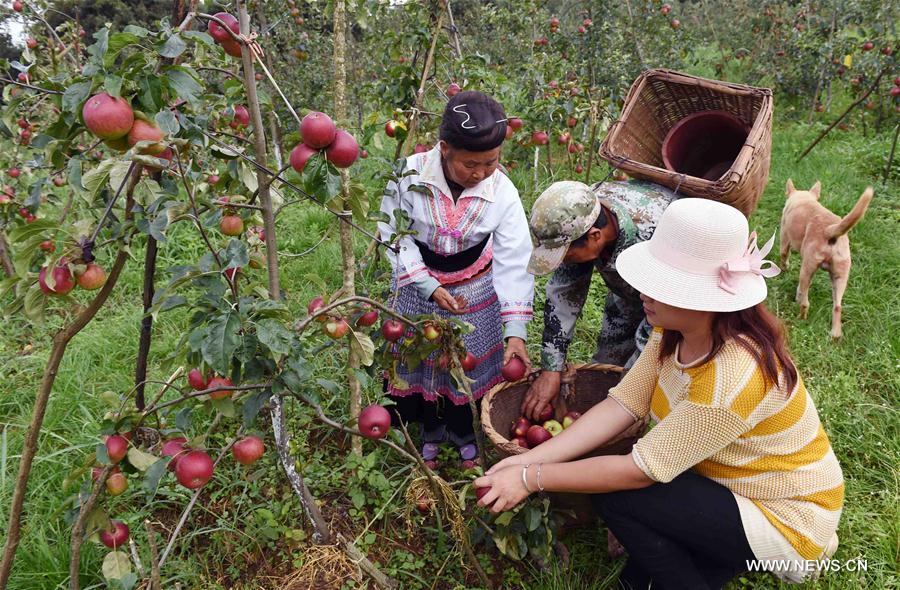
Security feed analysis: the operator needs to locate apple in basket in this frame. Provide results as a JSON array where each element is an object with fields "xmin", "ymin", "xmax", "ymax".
[
  {"xmin": 543, "ymin": 420, "xmax": 563, "ymax": 437},
  {"xmin": 526, "ymin": 424, "xmax": 553, "ymax": 447},
  {"xmin": 510, "ymin": 416, "xmax": 531, "ymax": 439},
  {"xmin": 511, "ymin": 436, "xmax": 529, "ymax": 449},
  {"xmin": 562, "ymin": 411, "xmax": 582, "ymax": 428}
]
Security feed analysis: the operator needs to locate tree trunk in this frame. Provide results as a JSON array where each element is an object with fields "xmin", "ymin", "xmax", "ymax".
[{"xmin": 332, "ymin": 0, "xmax": 363, "ymax": 456}]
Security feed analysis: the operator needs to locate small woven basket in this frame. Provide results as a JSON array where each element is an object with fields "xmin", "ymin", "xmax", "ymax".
[
  {"xmin": 599, "ymin": 68, "xmax": 773, "ymax": 217},
  {"xmin": 482, "ymin": 364, "xmax": 637, "ymax": 459}
]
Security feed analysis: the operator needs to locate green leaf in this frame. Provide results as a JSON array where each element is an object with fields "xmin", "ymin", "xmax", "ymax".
[
  {"xmin": 256, "ymin": 319, "xmax": 293, "ymax": 360},
  {"xmin": 142, "ymin": 459, "xmax": 168, "ymax": 496},
  {"xmin": 223, "ymin": 239, "xmax": 249, "ymax": 268},
  {"xmin": 348, "ymin": 330, "xmax": 375, "ymax": 367},
  {"xmin": 101, "ymin": 550, "xmax": 132, "ymax": 581},
  {"xmin": 22, "ymin": 284, "xmax": 45, "ymax": 323},
  {"xmin": 212, "ymin": 396, "xmax": 236, "ymax": 418},
  {"xmin": 202, "ymin": 311, "xmax": 241, "ymax": 375},
  {"xmin": 494, "ymin": 511, "xmax": 515, "ymax": 527},
  {"xmin": 103, "ymin": 75, "xmax": 123, "ymax": 99},
  {"xmin": 126, "ymin": 447, "xmax": 159, "ymax": 472},
  {"xmin": 524, "ymin": 506, "xmax": 541, "ymax": 532},
  {"xmin": 155, "ymin": 109, "xmax": 179, "ymax": 136},
  {"xmin": 242, "ymin": 389, "xmax": 272, "ymax": 428},
  {"xmin": 175, "ymin": 407, "xmax": 192, "ymax": 432},
  {"xmin": 159, "ymin": 34, "xmax": 187, "ymax": 58},
  {"xmin": 316, "ymin": 379, "xmax": 341, "ymax": 394},
  {"xmin": 62, "ymin": 81, "xmax": 92, "ymax": 115},
  {"xmin": 164, "ymin": 66, "xmax": 203, "ymax": 106}
]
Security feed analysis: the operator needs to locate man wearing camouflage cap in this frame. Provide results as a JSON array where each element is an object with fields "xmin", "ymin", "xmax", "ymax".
[{"xmin": 522, "ymin": 179, "xmax": 678, "ymax": 422}]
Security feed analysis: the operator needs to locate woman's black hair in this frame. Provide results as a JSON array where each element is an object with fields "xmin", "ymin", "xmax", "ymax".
[{"xmin": 439, "ymin": 90, "xmax": 507, "ymax": 152}]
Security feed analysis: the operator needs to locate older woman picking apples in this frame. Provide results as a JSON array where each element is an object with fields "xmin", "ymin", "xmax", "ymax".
[
  {"xmin": 476, "ymin": 200, "xmax": 844, "ymax": 589},
  {"xmin": 378, "ymin": 91, "xmax": 534, "ymax": 470}
]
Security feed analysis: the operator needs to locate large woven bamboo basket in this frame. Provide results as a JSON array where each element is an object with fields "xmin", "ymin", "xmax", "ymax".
[
  {"xmin": 599, "ymin": 69, "xmax": 773, "ymax": 217},
  {"xmin": 482, "ymin": 364, "xmax": 637, "ymax": 459}
]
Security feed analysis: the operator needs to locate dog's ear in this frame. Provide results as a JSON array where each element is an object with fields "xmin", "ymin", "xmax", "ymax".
[
  {"xmin": 785, "ymin": 178, "xmax": 795, "ymax": 196},
  {"xmin": 810, "ymin": 181, "xmax": 822, "ymax": 199}
]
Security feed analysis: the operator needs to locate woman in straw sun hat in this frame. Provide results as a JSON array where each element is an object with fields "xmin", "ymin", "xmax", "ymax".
[{"xmin": 476, "ymin": 198, "xmax": 844, "ymax": 588}]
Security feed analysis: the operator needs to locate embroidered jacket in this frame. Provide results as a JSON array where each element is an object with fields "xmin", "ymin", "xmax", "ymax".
[{"xmin": 378, "ymin": 146, "xmax": 534, "ymax": 340}]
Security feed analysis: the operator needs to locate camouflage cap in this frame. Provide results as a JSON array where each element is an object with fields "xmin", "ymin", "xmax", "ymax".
[{"xmin": 527, "ymin": 181, "xmax": 602, "ymax": 275}]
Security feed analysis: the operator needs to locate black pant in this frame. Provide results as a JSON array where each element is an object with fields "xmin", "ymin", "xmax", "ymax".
[
  {"xmin": 591, "ymin": 471, "xmax": 755, "ymax": 590},
  {"xmin": 388, "ymin": 393, "xmax": 479, "ymax": 447}
]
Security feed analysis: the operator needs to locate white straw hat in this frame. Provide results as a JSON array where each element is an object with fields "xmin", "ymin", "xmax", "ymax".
[{"xmin": 616, "ymin": 198, "xmax": 780, "ymax": 312}]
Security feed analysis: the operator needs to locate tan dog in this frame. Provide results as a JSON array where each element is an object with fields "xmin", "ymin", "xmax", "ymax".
[{"xmin": 779, "ymin": 179, "xmax": 873, "ymax": 340}]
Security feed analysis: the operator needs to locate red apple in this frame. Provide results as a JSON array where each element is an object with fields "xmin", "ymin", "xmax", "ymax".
[
  {"xmin": 557, "ymin": 132, "xmax": 571, "ymax": 145},
  {"xmin": 447, "ymin": 83, "xmax": 461, "ymax": 97},
  {"xmin": 423, "ymin": 323, "xmax": 442, "ymax": 341},
  {"xmin": 526, "ymin": 425, "xmax": 552, "ymax": 447},
  {"xmin": 510, "ymin": 416, "xmax": 531, "ymax": 438},
  {"xmin": 358, "ymin": 405, "xmax": 391, "ymax": 439},
  {"xmin": 384, "ymin": 120, "xmax": 399, "ymax": 138},
  {"xmin": 661, "ymin": 3, "xmax": 671, "ymax": 14},
  {"xmin": 549, "ymin": 17, "xmax": 560, "ymax": 28},
  {"xmin": 512, "ymin": 436, "xmax": 529, "ymax": 449},
  {"xmin": 531, "ymin": 131, "xmax": 549, "ymax": 146},
  {"xmin": 324, "ymin": 317, "xmax": 350, "ymax": 339},
  {"xmin": 221, "ymin": 38, "xmax": 242, "ymax": 57},
  {"xmin": 175, "ymin": 450, "xmax": 214, "ymax": 489},
  {"xmin": 574, "ymin": 164, "xmax": 584, "ymax": 174},
  {"xmin": 106, "ymin": 435, "xmax": 129, "ymax": 464},
  {"xmin": 12, "ymin": 1, "xmax": 24, "ymax": 12},
  {"xmin": 475, "ymin": 486, "xmax": 491, "ymax": 501},
  {"xmin": 324, "ymin": 130, "xmax": 359, "ymax": 168},
  {"xmin": 360, "ymin": 150, "xmax": 368, "ymax": 159},
  {"xmin": 537, "ymin": 404, "xmax": 554, "ymax": 423},
  {"xmin": 891, "ymin": 86, "xmax": 900, "ymax": 98},
  {"xmin": 220, "ymin": 215, "xmax": 244, "ymax": 236},
  {"xmin": 231, "ymin": 105, "xmax": 250, "ymax": 128},
  {"xmin": 76, "ymin": 263, "xmax": 106, "ymax": 290},
  {"xmin": 508, "ymin": 117, "xmax": 523, "ymax": 130},
  {"xmin": 307, "ymin": 296, "xmax": 326, "ymax": 320},
  {"xmin": 232, "ymin": 435, "xmax": 265, "ymax": 465},
  {"xmin": 8, "ymin": 167, "xmax": 20, "ymax": 179},
  {"xmin": 223, "ymin": 266, "xmax": 240, "ymax": 281},
  {"xmin": 25, "ymin": 37, "xmax": 38, "ymax": 50},
  {"xmin": 670, "ymin": 19, "xmax": 681, "ymax": 29},
  {"xmin": 461, "ymin": 351, "xmax": 478, "ymax": 372},
  {"xmin": 290, "ymin": 142, "xmax": 317, "ymax": 174},
  {"xmin": 187, "ymin": 369, "xmax": 207, "ymax": 390},
  {"xmin": 106, "ymin": 472, "xmax": 128, "ymax": 496},
  {"xmin": 207, "ymin": 174, "xmax": 220, "ymax": 185},
  {"xmin": 161, "ymin": 437, "xmax": 188, "ymax": 471},
  {"xmin": 505, "ymin": 126, "xmax": 514, "ymax": 139},
  {"xmin": 127, "ymin": 119, "xmax": 166, "ymax": 155},
  {"xmin": 562, "ymin": 411, "xmax": 582, "ymax": 428},
  {"xmin": 300, "ymin": 111, "xmax": 336, "ymax": 148},
  {"xmin": 53, "ymin": 177, "xmax": 65, "ymax": 187},
  {"xmin": 39, "ymin": 240, "xmax": 55, "ymax": 252},
  {"xmin": 501, "ymin": 356, "xmax": 526, "ymax": 382},
  {"xmin": 357, "ymin": 309, "xmax": 379, "ymax": 327},
  {"xmin": 208, "ymin": 12, "xmax": 239, "ymax": 44},
  {"xmin": 381, "ymin": 319, "xmax": 405, "ymax": 341},
  {"xmin": 207, "ymin": 376, "xmax": 234, "ymax": 400},
  {"xmin": 82, "ymin": 93, "xmax": 134, "ymax": 140},
  {"xmin": 578, "ymin": 25, "xmax": 586, "ymax": 34},
  {"xmin": 99, "ymin": 521, "xmax": 129, "ymax": 549},
  {"xmin": 861, "ymin": 41, "xmax": 874, "ymax": 51},
  {"xmin": 38, "ymin": 264, "xmax": 75, "ymax": 296},
  {"xmin": 583, "ymin": 18, "xmax": 593, "ymax": 27}
]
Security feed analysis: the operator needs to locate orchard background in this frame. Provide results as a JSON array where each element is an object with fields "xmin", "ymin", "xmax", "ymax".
[{"xmin": 0, "ymin": 1, "xmax": 896, "ymax": 589}]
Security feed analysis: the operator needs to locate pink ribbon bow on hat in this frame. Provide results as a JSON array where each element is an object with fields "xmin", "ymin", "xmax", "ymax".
[{"xmin": 718, "ymin": 232, "xmax": 781, "ymax": 295}]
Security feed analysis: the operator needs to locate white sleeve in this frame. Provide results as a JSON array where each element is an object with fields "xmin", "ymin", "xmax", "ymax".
[
  {"xmin": 491, "ymin": 180, "xmax": 534, "ymax": 338},
  {"xmin": 377, "ymin": 177, "xmax": 440, "ymax": 298}
]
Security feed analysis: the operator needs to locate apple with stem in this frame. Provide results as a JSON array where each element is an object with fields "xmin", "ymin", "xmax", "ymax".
[
  {"xmin": 232, "ymin": 435, "xmax": 265, "ymax": 465},
  {"xmin": 300, "ymin": 111, "xmax": 336, "ymax": 149},
  {"xmin": 207, "ymin": 376, "xmax": 234, "ymax": 400},
  {"xmin": 510, "ymin": 416, "xmax": 531, "ymax": 439},
  {"xmin": 324, "ymin": 317, "xmax": 350, "ymax": 339},
  {"xmin": 381, "ymin": 319, "xmax": 405, "ymax": 341},
  {"xmin": 175, "ymin": 450, "xmax": 214, "ymax": 489},
  {"xmin": 423, "ymin": 323, "xmax": 442, "ymax": 341},
  {"xmin": 543, "ymin": 419, "xmax": 563, "ymax": 436},
  {"xmin": 358, "ymin": 405, "xmax": 391, "ymax": 439},
  {"xmin": 220, "ymin": 215, "xmax": 244, "ymax": 236},
  {"xmin": 105, "ymin": 434, "xmax": 129, "ymax": 464},
  {"xmin": 76, "ymin": 263, "xmax": 106, "ymax": 290},
  {"xmin": 525, "ymin": 424, "xmax": 552, "ymax": 447},
  {"xmin": 38, "ymin": 264, "xmax": 75, "ymax": 296},
  {"xmin": 208, "ymin": 12, "xmax": 239, "ymax": 44},
  {"xmin": 106, "ymin": 472, "xmax": 128, "ymax": 496},
  {"xmin": 162, "ymin": 437, "xmax": 188, "ymax": 471},
  {"xmin": 99, "ymin": 521, "xmax": 129, "ymax": 549},
  {"xmin": 357, "ymin": 309, "xmax": 379, "ymax": 327}
]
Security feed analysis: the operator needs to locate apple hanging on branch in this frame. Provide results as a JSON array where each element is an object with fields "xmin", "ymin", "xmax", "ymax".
[
  {"xmin": 99, "ymin": 521, "xmax": 129, "ymax": 549},
  {"xmin": 358, "ymin": 405, "xmax": 391, "ymax": 439},
  {"xmin": 175, "ymin": 450, "xmax": 215, "ymax": 489}
]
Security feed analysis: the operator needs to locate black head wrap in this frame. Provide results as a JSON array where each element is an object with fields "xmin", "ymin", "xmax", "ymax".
[{"xmin": 439, "ymin": 91, "xmax": 507, "ymax": 152}]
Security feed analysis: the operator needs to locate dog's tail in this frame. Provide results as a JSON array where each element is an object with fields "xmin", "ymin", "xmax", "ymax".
[{"xmin": 826, "ymin": 187, "xmax": 873, "ymax": 239}]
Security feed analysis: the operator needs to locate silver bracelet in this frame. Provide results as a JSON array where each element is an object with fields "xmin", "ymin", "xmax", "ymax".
[
  {"xmin": 521, "ymin": 463, "xmax": 533, "ymax": 493},
  {"xmin": 536, "ymin": 463, "xmax": 545, "ymax": 492}
]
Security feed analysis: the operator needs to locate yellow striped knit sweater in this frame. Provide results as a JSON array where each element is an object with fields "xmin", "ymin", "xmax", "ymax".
[{"xmin": 609, "ymin": 328, "xmax": 844, "ymax": 561}]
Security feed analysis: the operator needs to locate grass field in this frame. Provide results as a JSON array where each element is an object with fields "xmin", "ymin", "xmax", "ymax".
[{"xmin": 0, "ymin": 108, "xmax": 897, "ymax": 588}]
